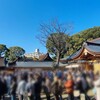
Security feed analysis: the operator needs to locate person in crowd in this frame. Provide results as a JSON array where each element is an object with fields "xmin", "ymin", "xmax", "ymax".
[
  {"xmin": 74, "ymin": 76, "xmax": 84, "ymax": 100},
  {"xmin": 81, "ymin": 73, "xmax": 89, "ymax": 92},
  {"xmin": 94, "ymin": 72, "xmax": 100, "ymax": 100},
  {"xmin": 58, "ymin": 77, "xmax": 63, "ymax": 100},
  {"xmin": 86, "ymin": 75, "xmax": 93, "ymax": 89},
  {"xmin": 17, "ymin": 73, "xmax": 27, "ymax": 100},
  {"xmin": 42, "ymin": 76, "xmax": 51, "ymax": 100},
  {"xmin": 0, "ymin": 69, "xmax": 97, "ymax": 100},
  {"xmin": 5, "ymin": 73, "xmax": 12, "ymax": 95},
  {"xmin": 81, "ymin": 72, "xmax": 90, "ymax": 100},
  {"xmin": 26, "ymin": 73, "xmax": 35, "ymax": 100},
  {"xmin": 1, "ymin": 73, "xmax": 8, "ymax": 100},
  {"xmin": 51, "ymin": 76, "xmax": 62, "ymax": 100},
  {"xmin": 64, "ymin": 73, "xmax": 74, "ymax": 100},
  {"xmin": 10, "ymin": 76, "xmax": 17, "ymax": 100},
  {"xmin": 34, "ymin": 73, "xmax": 42, "ymax": 100},
  {"xmin": 0, "ymin": 77, "xmax": 2, "ymax": 99},
  {"xmin": 89, "ymin": 69, "xmax": 94, "ymax": 80}
]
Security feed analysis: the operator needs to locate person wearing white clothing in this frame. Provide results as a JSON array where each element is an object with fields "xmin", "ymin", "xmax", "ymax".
[{"xmin": 17, "ymin": 74, "xmax": 27, "ymax": 100}]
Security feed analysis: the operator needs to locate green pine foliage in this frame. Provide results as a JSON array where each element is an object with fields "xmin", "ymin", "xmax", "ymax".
[
  {"xmin": 5, "ymin": 46, "xmax": 25, "ymax": 63},
  {"xmin": 67, "ymin": 26, "xmax": 100, "ymax": 56}
]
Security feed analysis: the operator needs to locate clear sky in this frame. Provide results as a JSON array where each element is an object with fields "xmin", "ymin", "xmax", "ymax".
[{"xmin": 0, "ymin": 0, "xmax": 100, "ymax": 53}]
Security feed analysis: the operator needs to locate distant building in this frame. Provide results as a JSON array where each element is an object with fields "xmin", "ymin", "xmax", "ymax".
[
  {"xmin": 23, "ymin": 52, "xmax": 53, "ymax": 62},
  {"xmin": 24, "ymin": 49, "xmax": 44, "ymax": 59}
]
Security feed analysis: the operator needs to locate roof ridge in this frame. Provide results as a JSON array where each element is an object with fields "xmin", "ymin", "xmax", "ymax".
[
  {"xmin": 86, "ymin": 41, "xmax": 100, "ymax": 45},
  {"xmin": 88, "ymin": 38, "xmax": 100, "ymax": 43}
]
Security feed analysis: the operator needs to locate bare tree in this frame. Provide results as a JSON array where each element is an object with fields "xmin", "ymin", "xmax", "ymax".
[{"xmin": 37, "ymin": 19, "xmax": 72, "ymax": 67}]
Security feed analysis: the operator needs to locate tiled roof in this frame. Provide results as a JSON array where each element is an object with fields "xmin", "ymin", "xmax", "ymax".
[
  {"xmin": 88, "ymin": 38, "xmax": 100, "ymax": 44},
  {"xmin": 16, "ymin": 61, "xmax": 53, "ymax": 67},
  {"xmin": 24, "ymin": 53, "xmax": 53, "ymax": 61},
  {"xmin": 39, "ymin": 53, "xmax": 53, "ymax": 61},
  {"xmin": 67, "ymin": 38, "xmax": 100, "ymax": 61},
  {"xmin": 15, "ymin": 61, "xmax": 67, "ymax": 68},
  {"xmin": 39, "ymin": 54, "xmax": 46, "ymax": 61},
  {"xmin": 85, "ymin": 41, "xmax": 100, "ymax": 53},
  {"xmin": 67, "ymin": 49, "xmax": 83, "ymax": 60}
]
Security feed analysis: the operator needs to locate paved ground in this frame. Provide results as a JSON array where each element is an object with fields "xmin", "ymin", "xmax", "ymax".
[{"xmin": 2, "ymin": 90, "xmax": 95, "ymax": 100}]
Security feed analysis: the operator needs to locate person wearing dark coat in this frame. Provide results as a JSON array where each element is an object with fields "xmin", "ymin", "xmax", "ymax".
[
  {"xmin": 74, "ymin": 76, "xmax": 84, "ymax": 100},
  {"xmin": 34, "ymin": 73, "xmax": 42, "ymax": 100},
  {"xmin": 1, "ymin": 77, "xmax": 8, "ymax": 100},
  {"xmin": 10, "ymin": 76, "xmax": 17, "ymax": 100},
  {"xmin": 75, "ymin": 76, "xmax": 84, "ymax": 93},
  {"xmin": 0, "ymin": 78, "xmax": 3, "ymax": 99},
  {"xmin": 51, "ymin": 76, "xmax": 63, "ymax": 100}
]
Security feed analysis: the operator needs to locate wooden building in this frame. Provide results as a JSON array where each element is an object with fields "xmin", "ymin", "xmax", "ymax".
[{"xmin": 66, "ymin": 38, "xmax": 100, "ymax": 73}]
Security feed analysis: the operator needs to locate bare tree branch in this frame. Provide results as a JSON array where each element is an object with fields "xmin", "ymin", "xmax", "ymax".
[{"xmin": 36, "ymin": 19, "xmax": 73, "ymax": 67}]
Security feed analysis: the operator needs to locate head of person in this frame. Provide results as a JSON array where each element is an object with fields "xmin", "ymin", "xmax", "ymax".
[
  {"xmin": 76, "ymin": 76, "xmax": 81, "ymax": 82},
  {"xmin": 34, "ymin": 73, "xmax": 40, "ymax": 80},
  {"xmin": 28, "ymin": 73, "xmax": 33, "ymax": 82},
  {"xmin": 21, "ymin": 73, "xmax": 27, "ymax": 81},
  {"xmin": 94, "ymin": 71, "xmax": 100, "ymax": 80},
  {"xmin": 54, "ymin": 76, "xmax": 58, "ymax": 82},
  {"xmin": 67, "ymin": 74, "xmax": 73, "ymax": 80},
  {"xmin": 12, "ymin": 76, "xmax": 17, "ymax": 83}
]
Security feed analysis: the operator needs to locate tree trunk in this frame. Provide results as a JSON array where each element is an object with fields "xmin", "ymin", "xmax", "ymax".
[{"xmin": 56, "ymin": 52, "xmax": 60, "ymax": 67}]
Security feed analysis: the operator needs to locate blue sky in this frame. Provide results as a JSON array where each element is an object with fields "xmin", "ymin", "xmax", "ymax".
[{"xmin": 0, "ymin": 0, "xmax": 100, "ymax": 53}]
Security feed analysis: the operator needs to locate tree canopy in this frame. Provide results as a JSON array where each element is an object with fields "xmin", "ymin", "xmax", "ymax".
[
  {"xmin": 5, "ymin": 46, "xmax": 25, "ymax": 63},
  {"xmin": 46, "ymin": 33, "xmax": 68, "ymax": 57},
  {"xmin": 0, "ymin": 44, "xmax": 7, "ymax": 57},
  {"xmin": 37, "ymin": 19, "xmax": 72, "ymax": 67},
  {"xmin": 67, "ymin": 26, "xmax": 100, "ymax": 56}
]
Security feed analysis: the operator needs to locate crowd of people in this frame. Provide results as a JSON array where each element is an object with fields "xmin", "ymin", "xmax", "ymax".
[{"xmin": 0, "ymin": 67, "xmax": 99, "ymax": 100}]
